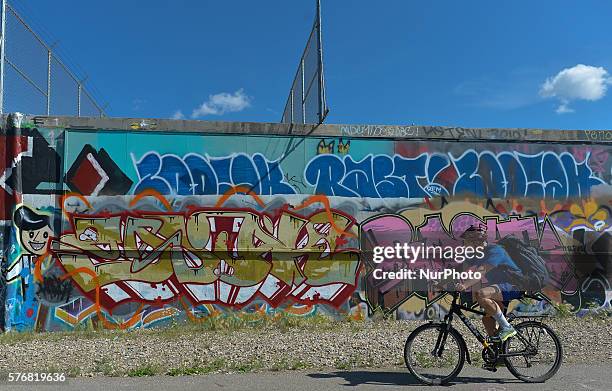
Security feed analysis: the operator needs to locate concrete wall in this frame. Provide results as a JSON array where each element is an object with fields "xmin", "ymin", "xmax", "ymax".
[{"xmin": 1, "ymin": 114, "xmax": 610, "ymax": 331}]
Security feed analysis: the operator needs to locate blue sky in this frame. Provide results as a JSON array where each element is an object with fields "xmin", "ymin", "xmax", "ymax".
[{"xmin": 16, "ymin": 0, "xmax": 612, "ymax": 129}]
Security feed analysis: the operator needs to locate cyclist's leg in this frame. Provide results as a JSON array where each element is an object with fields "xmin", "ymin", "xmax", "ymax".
[
  {"xmin": 475, "ymin": 286, "xmax": 503, "ymax": 315},
  {"xmin": 475, "ymin": 287, "xmax": 502, "ymax": 335},
  {"xmin": 486, "ymin": 299, "xmax": 511, "ymax": 334},
  {"xmin": 482, "ymin": 315, "xmax": 497, "ymax": 336},
  {"xmin": 477, "ymin": 287, "xmax": 506, "ymax": 371},
  {"xmin": 476, "ymin": 285, "xmax": 516, "ymax": 340}
]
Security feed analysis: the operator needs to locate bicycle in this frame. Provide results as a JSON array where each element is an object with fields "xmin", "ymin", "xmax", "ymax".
[{"xmin": 403, "ymin": 287, "xmax": 563, "ymax": 385}]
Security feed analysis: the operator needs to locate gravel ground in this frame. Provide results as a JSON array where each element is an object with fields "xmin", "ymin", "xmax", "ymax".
[{"xmin": 0, "ymin": 317, "xmax": 609, "ymax": 377}]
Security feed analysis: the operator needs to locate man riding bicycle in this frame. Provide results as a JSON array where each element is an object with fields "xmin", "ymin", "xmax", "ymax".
[{"xmin": 456, "ymin": 225, "xmax": 523, "ymax": 354}]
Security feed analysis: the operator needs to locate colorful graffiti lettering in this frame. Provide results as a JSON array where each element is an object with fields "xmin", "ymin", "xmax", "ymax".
[
  {"xmin": 2, "ymin": 121, "xmax": 611, "ymax": 332},
  {"xmin": 133, "ymin": 152, "xmax": 296, "ymax": 196},
  {"xmin": 549, "ymin": 199, "xmax": 611, "ymax": 233},
  {"xmin": 360, "ymin": 202, "xmax": 577, "ymax": 313},
  {"xmin": 52, "ymin": 206, "xmax": 359, "ymax": 310},
  {"xmin": 305, "ymin": 151, "xmax": 604, "ymax": 199}
]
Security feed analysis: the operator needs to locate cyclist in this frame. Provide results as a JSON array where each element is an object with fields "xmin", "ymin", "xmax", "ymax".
[{"xmin": 457, "ymin": 225, "xmax": 523, "ymax": 346}]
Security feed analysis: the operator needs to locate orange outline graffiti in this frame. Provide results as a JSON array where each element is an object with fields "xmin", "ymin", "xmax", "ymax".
[
  {"xmin": 61, "ymin": 193, "xmax": 92, "ymax": 219},
  {"xmin": 129, "ymin": 189, "xmax": 173, "ymax": 211},
  {"xmin": 45, "ymin": 190, "xmax": 359, "ymax": 329},
  {"xmin": 214, "ymin": 185, "xmax": 266, "ymax": 208},
  {"xmin": 33, "ymin": 254, "xmax": 47, "ymax": 282},
  {"xmin": 293, "ymin": 195, "xmax": 357, "ymax": 238},
  {"xmin": 178, "ymin": 296, "xmax": 208, "ymax": 322}
]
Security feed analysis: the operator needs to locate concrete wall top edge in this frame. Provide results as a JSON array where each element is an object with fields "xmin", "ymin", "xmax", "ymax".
[{"xmin": 3, "ymin": 114, "xmax": 611, "ymax": 144}]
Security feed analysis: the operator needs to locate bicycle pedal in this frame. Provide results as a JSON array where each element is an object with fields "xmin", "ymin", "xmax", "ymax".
[{"xmin": 482, "ymin": 364, "xmax": 497, "ymax": 373}]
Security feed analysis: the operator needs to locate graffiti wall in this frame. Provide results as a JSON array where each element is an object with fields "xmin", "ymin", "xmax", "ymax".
[{"xmin": 1, "ymin": 116, "xmax": 610, "ymax": 331}]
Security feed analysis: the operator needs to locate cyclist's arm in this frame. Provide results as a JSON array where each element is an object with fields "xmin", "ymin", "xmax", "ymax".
[{"xmin": 456, "ymin": 263, "xmax": 491, "ymax": 290}]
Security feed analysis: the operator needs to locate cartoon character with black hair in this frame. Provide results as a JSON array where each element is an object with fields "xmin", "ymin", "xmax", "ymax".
[
  {"xmin": 6, "ymin": 206, "xmax": 53, "ymax": 300},
  {"xmin": 15, "ymin": 206, "xmax": 53, "ymax": 256}
]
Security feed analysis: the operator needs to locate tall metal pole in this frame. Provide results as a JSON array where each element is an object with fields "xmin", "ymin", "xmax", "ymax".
[
  {"xmin": 46, "ymin": 49, "xmax": 51, "ymax": 115},
  {"xmin": 77, "ymin": 83, "xmax": 81, "ymax": 117},
  {"xmin": 300, "ymin": 58, "xmax": 305, "ymax": 124},
  {"xmin": 0, "ymin": 0, "xmax": 7, "ymax": 114},
  {"xmin": 290, "ymin": 88, "xmax": 294, "ymax": 123},
  {"xmin": 316, "ymin": 0, "xmax": 324, "ymax": 124}
]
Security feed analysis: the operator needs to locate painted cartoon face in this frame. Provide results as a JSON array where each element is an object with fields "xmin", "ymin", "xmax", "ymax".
[{"xmin": 20, "ymin": 226, "xmax": 53, "ymax": 255}]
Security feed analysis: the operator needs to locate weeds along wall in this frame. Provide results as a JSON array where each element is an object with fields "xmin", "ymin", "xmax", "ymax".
[{"xmin": 0, "ymin": 116, "xmax": 610, "ymax": 331}]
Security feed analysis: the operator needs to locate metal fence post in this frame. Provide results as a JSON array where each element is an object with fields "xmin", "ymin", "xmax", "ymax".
[
  {"xmin": 46, "ymin": 49, "xmax": 51, "ymax": 115},
  {"xmin": 300, "ymin": 58, "xmax": 305, "ymax": 124},
  {"xmin": 77, "ymin": 83, "xmax": 81, "ymax": 117},
  {"xmin": 290, "ymin": 88, "xmax": 294, "ymax": 123},
  {"xmin": 0, "ymin": 0, "xmax": 6, "ymax": 115},
  {"xmin": 316, "ymin": 0, "xmax": 324, "ymax": 123}
]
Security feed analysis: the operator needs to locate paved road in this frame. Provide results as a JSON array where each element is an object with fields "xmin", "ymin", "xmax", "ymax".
[{"xmin": 1, "ymin": 364, "xmax": 609, "ymax": 391}]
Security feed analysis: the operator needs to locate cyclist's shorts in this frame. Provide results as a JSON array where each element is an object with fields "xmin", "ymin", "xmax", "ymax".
[{"xmin": 495, "ymin": 282, "xmax": 523, "ymax": 302}]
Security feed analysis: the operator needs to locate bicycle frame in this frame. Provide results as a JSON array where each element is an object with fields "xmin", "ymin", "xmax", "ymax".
[{"xmin": 433, "ymin": 291, "xmax": 538, "ymax": 359}]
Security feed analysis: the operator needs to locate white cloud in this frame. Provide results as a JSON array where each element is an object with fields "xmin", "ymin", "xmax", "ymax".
[
  {"xmin": 171, "ymin": 110, "xmax": 185, "ymax": 120},
  {"xmin": 540, "ymin": 64, "xmax": 612, "ymax": 114},
  {"xmin": 555, "ymin": 102, "xmax": 574, "ymax": 114},
  {"xmin": 191, "ymin": 89, "xmax": 252, "ymax": 118}
]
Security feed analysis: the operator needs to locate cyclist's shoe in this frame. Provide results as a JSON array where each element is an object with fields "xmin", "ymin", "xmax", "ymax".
[{"xmin": 494, "ymin": 326, "xmax": 517, "ymax": 342}]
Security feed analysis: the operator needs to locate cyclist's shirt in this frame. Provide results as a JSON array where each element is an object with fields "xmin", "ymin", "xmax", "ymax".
[{"xmin": 473, "ymin": 244, "xmax": 522, "ymax": 285}]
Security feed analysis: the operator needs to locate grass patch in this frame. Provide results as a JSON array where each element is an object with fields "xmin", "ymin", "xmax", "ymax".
[
  {"xmin": 93, "ymin": 357, "xmax": 115, "ymax": 376},
  {"xmin": 363, "ymin": 356, "xmax": 376, "ymax": 367},
  {"xmin": 270, "ymin": 359, "xmax": 288, "ymax": 372},
  {"xmin": 334, "ymin": 358, "xmax": 358, "ymax": 370},
  {"xmin": 552, "ymin": 302, "xmax": 575, "ymax": 318},
  {"xmin": 581, "ymin": 302, "xmax": 612, "ymax": 319},
  {"xmin": 67, "ymin": 366, "xmax": 82, "ymax": 377},
  {"xmin": 0, "ymin": 313, "xmax": 337, "ymax": 346},
  {"xmin": 334, "ymin": 360, "xmax": 351, "ymax": 370},
  {"xmin": 167, "ymin": 366, "xmax": 205, "ymax": 376},
  {"xmin": 231, "ymin": 360, "xmax": 264, "ymax": 373},
  {"xmin": 167, "ymin": 359, "xmax": 227, "ymax": 376},
  {"xmin": 0, "ymin": 327, "xmax": 132, "ymax": 346},
  {"xmin": 233, "ymin": 363, "xmax": 253, "ymax": 373},
  {"xmin": 41, "ymin": 364, "xmax": 62, "ymax": 375},
  {"xmin": 148, "ymin": 312, "xmax": 336, "ymax": 336},
  {"xmin": 127, "ymin": 364, "xmax": 159, "ymax": 377},
  {"xmin": 289, "ymin": 360, "xmax": 308, "ymax": 370}
]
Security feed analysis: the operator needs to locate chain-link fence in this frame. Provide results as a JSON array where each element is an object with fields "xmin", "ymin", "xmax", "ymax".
[
  {"xmin": 0, "ymin": 0, "xmax": 105, "ymax": 117},
  {"xmin": 281, "ymin": 0, "xmax": 328, "ymax": 125}
]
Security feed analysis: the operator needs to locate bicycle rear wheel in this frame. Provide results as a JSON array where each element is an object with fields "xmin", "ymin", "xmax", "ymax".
[
  {"xmin": 404, "ymin": 323, "xmax": 465, "ymax": 385},
  {"xmin": 503, "ymin": 321, "xmax": 562, "ymax": 383}
]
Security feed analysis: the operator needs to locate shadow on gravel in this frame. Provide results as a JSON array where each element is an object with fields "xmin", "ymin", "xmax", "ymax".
[{"xmin": 308, "ymin": 371, "xmax": 523, "ymax": 387}]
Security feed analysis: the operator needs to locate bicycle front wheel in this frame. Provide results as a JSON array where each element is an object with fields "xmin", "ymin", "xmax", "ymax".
[
  {"xmin": 503, "ymin": 321, "xmax": 563, "ymax": 383},
  {"xmin": 404, "ymin": 323, "xmax": 465, "ymax": 385}
]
